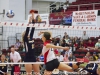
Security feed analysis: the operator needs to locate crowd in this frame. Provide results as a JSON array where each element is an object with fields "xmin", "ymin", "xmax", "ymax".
[{"xmin": 0, "ymin": 31, "xmax": 100, "ymax": 75}]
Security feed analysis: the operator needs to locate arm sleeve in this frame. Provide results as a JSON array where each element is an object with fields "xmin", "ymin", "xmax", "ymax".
[
  {"xmin": 24, "ymin": 27, "xmax": 30, "ymax": 40},
  {"xmin": 30, "ymin": 27, "xmax": 35, "ymax": 39}
]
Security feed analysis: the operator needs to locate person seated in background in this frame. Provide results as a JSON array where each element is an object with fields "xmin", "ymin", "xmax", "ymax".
[
  {"xmin": 93, "ymin": 52, "xmax": 98, "ymax": 61},
  {"xmin": 58, "ymin": 52, "xmax": 64, "ymax": 62},
  {"xmin": 64, "ymin": 36, "xmax": 70, "ymax": 45},
  {"xmin": 79, "ymin": 41, "xmax": 87, "ymax": 50},
  {"xmin": 14, "ymin": 39, "xmax": 21, "ymax": 50},
  {"xmin": 0, "ymin": 54, "xmax": 8, "ymax": 75},
  {"xmin": 95, "ymin": 39, "xmax": 100, "ymax": 50},
  {"xmin": 87, "ymin": 39, "xmax": 95, "ymax": 50},
  {"xmin": 82, "ymin": 31, "xmax": 89, "ymax": 41},
  {"xmin": 74, "ymin": 42, "xmax": 79, "ymax": 50},
  {"xmin": 63, "ymin": 53, "xmax": 69, "ymax": 62},
  {"xmin": 84, "ymin": 52, "xmax": 91, "ymax": 61},
  {"xmin": 74, "ymin": 36, "xmax": 80, "ymax": 44},
  {"xmin": 98, "ymin": 53, "xmax": 100, "ymax": 61},
  {"xmin": 6, "ymin": 53, "xmax": 10, "ymax": 62},
  {"xmin": 18, "ymin": 42, "xmax": 24, "ymax": 51},
  {"xmin": 79, "ymin": 52, "xmax": 90, "ymax": 69},
  {"xmin": 63, "ymin": 32, "xmax": 69, "ymax": 39},
  {"xmin": 61, "ymin": 39, "xmax": 69, "ymax": 47},
  {"xmin": 68, "ymin": 53, "xmax": 76, "ymax": 61}
]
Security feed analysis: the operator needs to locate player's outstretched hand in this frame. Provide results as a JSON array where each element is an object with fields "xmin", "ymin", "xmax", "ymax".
[{"xmin": 38, "ymin": 31, "xmax": 43, "ymax": 36}]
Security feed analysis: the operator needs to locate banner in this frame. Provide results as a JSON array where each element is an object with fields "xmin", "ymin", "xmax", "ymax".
[
  {"xmin": 49, "ymin": 12, "xmax": 72, "ymax": 25},
  {"xmin": 72, "ymin": 10, "xmax": 98, "ymax": 26},
  {"xmin": 28, "ymin": 13, "xmax": 49, "ymax": 24}
]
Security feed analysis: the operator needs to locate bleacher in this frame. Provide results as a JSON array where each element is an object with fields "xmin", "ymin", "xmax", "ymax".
[
  {"xmin": 1, "ymin": 35, "xmax": 100, "ymax": 60},
  {"xmin": 55, "ymin": 0, "xmax": 100, "ymax": 13}
]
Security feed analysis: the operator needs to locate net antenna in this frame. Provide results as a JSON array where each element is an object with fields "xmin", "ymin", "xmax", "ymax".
[{"xmin": 0, "ymin": 9, "xmax": 5, "ymax": 17}]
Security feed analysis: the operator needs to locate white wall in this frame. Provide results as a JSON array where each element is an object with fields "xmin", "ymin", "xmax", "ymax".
[
  {"xmin": 97, "ymin": 16, "xmax": 100, "ymax": 27},
  {"xmin": 25, "ymin": 0, "xmax": 32, "ymax": 20},
  {"xmin": 32, "ymin": 1, "xmax": 50, "ymax": 14},
  {"xmin": 0, "ymin": 0, "xmax": 9, "ymax": 21},
  {"xmin": 9, "ymin": 0, "xmax": 25, "ymax": 21},
  {"xmin": 0, "ymin": 0, "xmax": 9, "ymax": 50}
]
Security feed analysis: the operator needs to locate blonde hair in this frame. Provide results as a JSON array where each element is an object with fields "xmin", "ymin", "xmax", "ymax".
[{"xmin": 21, "ymin": 31, "xmax": 25, "ymax": 43}]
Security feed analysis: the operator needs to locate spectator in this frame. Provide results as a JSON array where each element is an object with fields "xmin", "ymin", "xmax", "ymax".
[
  {"xmin": 10, "ymin": 46, "xmax": 21, "ymax": 75},
  {"xmin": 82, "ymin": 31, "xmax": 89, "ymax": 41},
  {"xmin": 98, "ymin": 53, "xmax": 100, "ymax": 61},
  {"xmin": 84, "ymin": 52, "xmax": 91, "ymax": 61},
  {"xmin": 63, "ymin": 32, "xmax": 69, "ymax": 39},
  {"xmin": 64, "ymin": 36, "xmax": 70, "ymax": 45},
  {"xmin": 0, "ymin": 54, "xmax": 8, "ymax": 75},
  {"xmin": 74, "ymin": 37, "xmax": 80, "ymax": 50},
  {"xmin": 95, "ymin": 39, "xmax": 100, "ymax": 50},
  {"xmin": 79, "ymin": 53, "xmax": 90, "ymax": 70},
  {"xmin": 61, "ymin": 39, "xmax": 69, "ymax": 47},
  {"xmin": 6, "ymin": 53, "xmax": 10, "ymax": 62},
  {"xmin": 87, "ymin": 39, "xmax": 95, "ymax": 50},
  {"xmin": 74, "ymin": 36, "xmax": 80, "ymax": 44},
  {"xmin": 64, "ymin": 48, "xmax": 72, "ymax": 58},
  {"xmin": 79, "ymin": 41, "xmax": 87, "ymax": 50},
  {"xmin": 83, "ymin": 56, "xmax": 98, "ymax": 75},
  {"xmin": 93, "ymin": 52, "xmax": 98, "ymax": 61},
  {"xmin": 15, "ymin": 39, "xmax": 21, "ymax": 50},
  {"xmin": 18, "ymin": 42, "xmax": 24, "ymax": 51},
  {"xmin": 68, "ymin": 53, "xmax": 76, "ymax": 61},
  {"xmin": 59, "ymin": 52, "xmax": 64, "ymax": 62},
  {"xmin": 68, "ymin": 37, "xmax": 74, "ymax": 46},
  {"xmin": 63, "ymin": 53, "xmax": 69, "ymax": 62}
]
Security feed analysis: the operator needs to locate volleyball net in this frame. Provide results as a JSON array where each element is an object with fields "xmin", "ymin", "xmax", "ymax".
[{"xmin": 0, "ymin": 22, "xmax": 100, "ymax": 64}]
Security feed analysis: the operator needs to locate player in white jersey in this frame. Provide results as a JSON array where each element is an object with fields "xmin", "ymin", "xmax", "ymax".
[{"xmin": 38, "ymin": 31, "xmax": 78, "ymax": 75}]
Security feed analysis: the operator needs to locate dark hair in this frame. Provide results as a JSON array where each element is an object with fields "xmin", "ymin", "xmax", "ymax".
[
  {"xmin": 10, "ymin": 45, "xmax": 15, "ymax": 49},
  {"xmin": 43, "ymin": 32, "xmax": 51, "ymax": 40}
]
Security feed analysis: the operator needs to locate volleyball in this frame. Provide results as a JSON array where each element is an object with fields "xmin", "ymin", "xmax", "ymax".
[{"xmin": 6, "ymin": 10, "xmax": 14, "ymax": 18}]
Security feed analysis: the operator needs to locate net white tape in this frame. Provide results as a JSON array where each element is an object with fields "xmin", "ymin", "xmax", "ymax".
[
  {"xmin": 0, "ymin": 61, "xmax": 99, "ymax": 64},
  {"xmin": 0, "ymin": 22, "xmax": 100, "ymax": 30}
]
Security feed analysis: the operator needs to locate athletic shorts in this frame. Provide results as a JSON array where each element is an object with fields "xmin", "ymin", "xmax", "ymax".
[
  {"xmin": 45, "ymin": 59, "xmax": 60, "ymax": 71},
  {"xmin": 24, "ymin": 55, "xmax": 36, "ymax": 62}
]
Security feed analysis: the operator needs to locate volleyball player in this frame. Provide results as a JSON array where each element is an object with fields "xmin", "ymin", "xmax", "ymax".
[
  {"xmin": 22, "ymin": 12, "xmax": 40, "ymax": 75},
  {"xmin": 38, "ymin": 31, "xmax": 78, "ymax": 75}
]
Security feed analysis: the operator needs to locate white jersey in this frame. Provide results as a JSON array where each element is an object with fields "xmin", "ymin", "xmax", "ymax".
[{"xmin": 42, "ymin": 41, "xmax": 56, "ymax": 64}]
